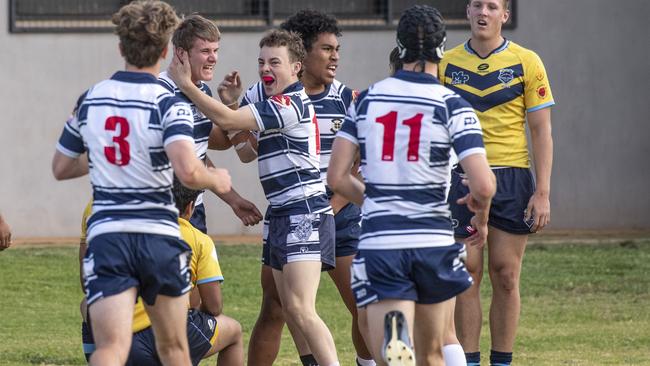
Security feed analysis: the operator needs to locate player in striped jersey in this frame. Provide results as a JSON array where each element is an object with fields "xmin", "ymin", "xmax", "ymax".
[
  {"xmin": 240, "ymin": 10, "xmax": 374, "ymax": 366},
  {"xmin": 159, "ymin": 15, "xmax": 262, "ymax": 233},
  {"xmin": 328, "ymin": 6, "xmax": 496, "ymax": 366},
  {"xmin": 438, "ymin": 1, "xmax": 555, "ymax": 365},
  {"xmin": 52, "ymin": 2, "xmax": 231, "ymax": 365},
  {"xmin": 168, "ymin": 29, "xmax": 340, "ymax": 365}
]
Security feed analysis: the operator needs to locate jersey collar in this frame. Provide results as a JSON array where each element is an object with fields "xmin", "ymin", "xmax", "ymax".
[
  {"xmin": 282, "ymin": 80, "xmax": 304, "ymax": 94},
  {"xmin": 393, "ymin": 70, "xmax": 440, "ymax": 85},
  {"xmin": 464, "ymin": 38, "xmax": 510, "ymax": 59},
  {"xmin": 307, "ymin": 83, "xmax": 332, "ymax": 100},
  {"xmin": 111, "ymin": 71, "xmax": 159, "ymax": 84}
]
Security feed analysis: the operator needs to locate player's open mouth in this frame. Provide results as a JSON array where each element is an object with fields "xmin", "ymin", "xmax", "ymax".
[
  {"xmin": 262, "ymin": 75, "xmax": 275, "ymax": 86},
  {"xmin": 326, "ymin": 65, "xmax": 337, "ymax": 76},
  {"xmin": 477, "ymin": 19, "xmax": 488, "ymax": 27},
  {"xmin": 203, "ymin": 65, "xmax": 214, "ymax": 71}
]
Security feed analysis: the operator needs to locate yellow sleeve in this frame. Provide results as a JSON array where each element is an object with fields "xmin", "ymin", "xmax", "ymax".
[
  {"xmin": 195, "ymin": 232, "xmax": 224, "ymax": 285},
  {"xmin": 80, "ymin": 200, "xmax": 93, "ymax": 242},
  {"xmin": 523, "ymin": 50, "xmax": 554, "ymax": 112}
]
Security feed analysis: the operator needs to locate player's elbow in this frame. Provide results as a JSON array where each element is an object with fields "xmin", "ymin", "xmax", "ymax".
[
  {"xmin": 174, "ymin": 165, "xmax": 202, "ymax": 190},
  {"xmin": 52, "ymin": 158, "xmax": 70, "ymax": 180},
  {"xmin": 473, "ymin": 172, "xmax": 497, "ymax": 201},
  {"xmin": 327, "ymin": 170, "xmax": 343, "ymax": 193}
]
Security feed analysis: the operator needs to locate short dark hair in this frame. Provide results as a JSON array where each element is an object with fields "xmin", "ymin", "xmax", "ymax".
[
  {"xmin": 172, "ymin": 14, "xmax": 220, "ymax": 51},
  {"xmin": 112, "ymin": 0, "xmax": 179, "ymax": 68},
  {"xmin": 280, "ymin": 10, "xmax": 341, "ymax": 52},
  {"xmin": 259, "ymin": 29, "xmax": 306, "ymax": 64},
  {"xmin": 172, "ymin": 177, "xmax": 200, "ymax": 213}
]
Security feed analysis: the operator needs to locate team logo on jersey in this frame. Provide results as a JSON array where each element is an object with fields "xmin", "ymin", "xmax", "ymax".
[
  {"xmin": 451, "ymin": 71, "xmax": 470, "ymax": 85},
  {"xmin": 536, "ymin": 71, "xmax": 545, "ymax": 81},
  {"xmin": 330, "ymin": 118, "xmax": 343, "ymax": 133},
  {"xmin": 498, "ymin": 68, "xmax": 515, "ymax": 87},
  {"xmin": 270, "ymin": 94, "xmax": 292, "ymax": 108},
  {"xmin": 477, "ymin": 63, "xmax": 490, "ymax": 72},
  {"xmin": 536, "ymin": 85, "xmax": 548, "ymax": 99}
]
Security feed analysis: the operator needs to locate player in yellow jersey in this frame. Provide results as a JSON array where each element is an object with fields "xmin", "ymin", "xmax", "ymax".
[
  {"xmin": 438, "ymin": 1, "xmax": 554, "ymax": 365},
  {"xmin": 81, "ymin": 179, "xmax": 244, "ymax": 365}
]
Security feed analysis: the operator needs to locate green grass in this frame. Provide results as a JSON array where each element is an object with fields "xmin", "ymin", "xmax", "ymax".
[{"xmin": 1, "ymin": 241, "xmax": 649, "ymax": 365}]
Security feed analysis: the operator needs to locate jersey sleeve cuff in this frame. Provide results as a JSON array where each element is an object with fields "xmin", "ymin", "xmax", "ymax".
[
  {"xmin": 56, "ymin": 142, "xmax": 82, "ymax": 158},
  {"xmin": 527, "ymin": 101, "xmax": 555, "ymax": 113},
  {"xmin": 457, "ymin": 147, "xmax": 486, "ymax": 162},
  {"xmin": 163, "ymin": 134, "xmax": 194, "ymax": 147},
  {"xmin": 196, "ymin": 276, "xmax": 224, "ymax": 285},
  {"xmin": 335, "ymin": 131, "xmax": 359, "ymax": 145}
]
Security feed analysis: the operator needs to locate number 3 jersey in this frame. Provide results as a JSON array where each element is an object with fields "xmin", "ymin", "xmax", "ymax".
[
  {"xmin": 56, "ymin": 71, "xmax": 195, "ymax": 241},
  {"xmin": 337, "ymin": 70, "xmax": 486, "ymax": 250}
]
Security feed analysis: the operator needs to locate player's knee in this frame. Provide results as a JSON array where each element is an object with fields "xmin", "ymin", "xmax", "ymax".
[
  {"xmin": 282, "ymin": 304, "xmax": 316, "ymax": 328},
  {"xmin": 491, "ymin": 266, "xmax": 519, "ymax": 292},
  {"xmin": 259, "ymin": 294, "xmax": 284, "ymax": 324},
  {"xmin": 155, "ymin": 337, "xmax": 189, "ymax": 359}
]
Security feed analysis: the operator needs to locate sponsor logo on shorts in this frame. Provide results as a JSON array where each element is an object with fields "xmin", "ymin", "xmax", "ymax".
[{"xmin": 208, "ymin": 318, "xmax": 216, "ymax": 331}]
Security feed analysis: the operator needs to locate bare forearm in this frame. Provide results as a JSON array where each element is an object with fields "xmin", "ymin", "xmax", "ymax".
[
  {"xmin": 331, "ymin": 174, "xmax": 365, "ymax": 206},
  {"xmin": 530, "ymin": 127, "xmax": 553, "ymax": 194}
]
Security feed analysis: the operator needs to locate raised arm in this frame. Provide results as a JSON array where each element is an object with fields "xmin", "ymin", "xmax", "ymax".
[{"xmin": 168, "ymin": 50, "xmax": 258, "ymax": 131}]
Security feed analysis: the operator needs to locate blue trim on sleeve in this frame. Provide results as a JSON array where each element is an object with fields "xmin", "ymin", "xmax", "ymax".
[
  {"xmin": 527, "ymin": 101, "xmax": 555, "ymax": 113},
  {"xmin": 196, "ymin": 276, "xmax": 224, "ymax": 285}
]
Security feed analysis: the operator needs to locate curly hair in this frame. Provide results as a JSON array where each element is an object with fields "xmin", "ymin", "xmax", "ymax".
[
  {"xmin": 172, "ymin": 14, "xmax": 220, "ymax": 51},
  {"xmin": 112, "ymin": 0, "xmax": 179, "ymax": 68},
  {"xmin": 259, "ymin": 29, "xmax": 306, "ymax": 64},
  {"xmin": 280, "ymin": 10, "xmax": 341, "ymax": 52}
]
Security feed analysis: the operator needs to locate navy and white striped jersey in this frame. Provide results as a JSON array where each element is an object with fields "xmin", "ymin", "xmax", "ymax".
[
  {"xmin": 158, "ymin": 71, "xmax": 213, "ymax": 162},
  {"xmin": 159, "ymin": 71, "xmax": 213, "ymax": 207},
  {"xmin": 241, "ymin": 81, "xmax": 330, "ymax": 216},
  {"xmin": 56, "ymin": 71, "xmax": 194, "ymax": 241},
  {"xmin": 308, "ymin": 80, "xmax": 355, "ymax": 186},
  {"xmin": 337, "ymin": 70, "xmax": 485, "ymax": 250}
]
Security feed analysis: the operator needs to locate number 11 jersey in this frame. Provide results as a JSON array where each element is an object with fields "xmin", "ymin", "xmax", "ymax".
[
  {"xmin": 337, "ymin": 70, "xmax": 486, "ymax": 250},
  {"xmin": 56, "ymin": 71, "xmax": 195, "ymax": 242}
]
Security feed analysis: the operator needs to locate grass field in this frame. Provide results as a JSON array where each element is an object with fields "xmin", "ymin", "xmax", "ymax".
[{"xmin": 1, "ymin": 240, "xmax": 649, "ymax": 365}]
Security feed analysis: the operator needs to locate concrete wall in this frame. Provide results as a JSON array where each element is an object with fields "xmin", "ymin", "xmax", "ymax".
[{"xmin": 1, "ymin": 0, "xmax": 648, "ymax": 238}]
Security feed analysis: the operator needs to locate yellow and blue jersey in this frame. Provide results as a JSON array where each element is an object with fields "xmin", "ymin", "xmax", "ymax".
[{"xmin": 439, "ymin": 40, "xmax": 554, "ymax": 168}]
